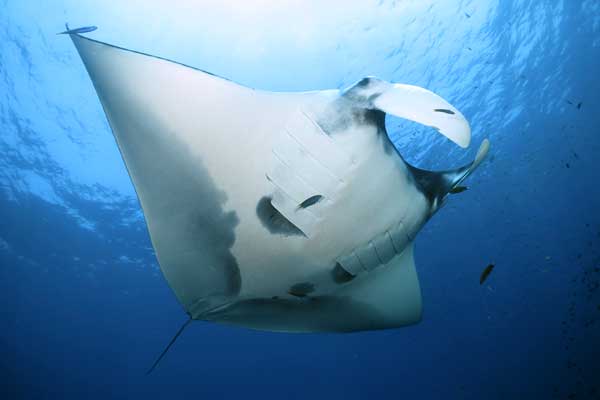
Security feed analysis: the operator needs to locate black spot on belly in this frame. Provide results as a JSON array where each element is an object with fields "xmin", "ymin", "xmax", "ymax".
[
  {"xmin": 288, "ymin": 282, "xmax": 315, "ymax": 297},
  {"xmin": 256, "ymin": 196, "xmax": 305, "ymax": 237},
  {"xmin": 331, "ymin": 262, "xmax": 355, "ymax": 284},
  {"xmin": 297, "ymin": 195, "xmax": 323, "ymax": 209},
  {"xmin": 434, "ymin": 108, "xmax": 455, "ymax": 115}
]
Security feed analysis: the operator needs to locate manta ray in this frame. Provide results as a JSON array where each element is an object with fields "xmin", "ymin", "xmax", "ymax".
[{"xmin": 64, "ymin": 26, "xmax": 489, "ymax": 368}]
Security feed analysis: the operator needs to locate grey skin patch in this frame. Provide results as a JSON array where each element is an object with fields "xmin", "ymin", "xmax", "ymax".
[
  {"xmin": 341, "ymin": 76, "xmax": 390, "ymax": 110},
  {"xmin": 316, "ymin": 96, "xmax": 395, "ymax": 155},
  {"xmin": 110, "ymin": 96, "xmax": 242, "ymax": 307},
  {"xmin": 365, "ymin": 109, "xmax": 395, "ymax": 155},
  {"xmin": 331, "ymin": 262, "xmax": 355, "ymax": 284},
  {"xmin": 434, "ymin": 108, "xmax": 455, "ymax": 115},
  {"xmin": 203, "ymin": 295, "xmax": 389, "ymax": 333},
  {"xmin": 327, "ymin": 79, "xmax": 396, "ymax": 156},
  {"xmin": 256, "ymin": 196, "xmax": 305, "ymax": 236},
  {"xmin": 288, "ymin": 282, "xmax": 315, "ymax": 297},
  {"xmin": 297, "ymin": 195, "xmax": 323, "ymax": 209},
  {"xmin": 406, "ymin": 165, "xmax": 450, "ymax": 210}
]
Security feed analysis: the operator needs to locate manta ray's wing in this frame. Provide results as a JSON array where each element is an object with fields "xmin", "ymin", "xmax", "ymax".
[{"xmin": 68, "ymin": 33, "xmax": 318, "ymax": 314}]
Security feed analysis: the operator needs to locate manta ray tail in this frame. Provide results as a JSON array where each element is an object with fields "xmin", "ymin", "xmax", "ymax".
[
  {"xmin": 146, "ymin": 317, "xmax": 192, "ymax": 375},
  {"xmin": 408, "ymin": 139, "xmax": 490, "ymax": 204}
]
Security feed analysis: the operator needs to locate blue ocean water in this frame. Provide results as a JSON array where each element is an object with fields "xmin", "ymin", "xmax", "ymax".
[{"xmin": 1, "ymin": 1, "xmax": 599, "ymax": 399}]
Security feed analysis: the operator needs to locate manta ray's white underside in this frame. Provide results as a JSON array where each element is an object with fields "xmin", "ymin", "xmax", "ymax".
[{"xmin": 68, "ymin": 31, "xmax": 488, "ymax": 333}]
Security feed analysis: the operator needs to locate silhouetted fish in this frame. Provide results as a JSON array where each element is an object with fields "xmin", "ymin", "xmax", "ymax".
[
  {"xmin": 297, "ymin": 195, "xmax": 323, "ymax": 210},
  {"xmin": 449, "ymin": 185, "xmax": 468, "ymax": 194},
  {"xmin": 480, "ymin": 264, "xmax": 495, "ymax": 285},
  {"xmin": 58, "ymin": 26, "xmax": 97, "ymax": 35}
]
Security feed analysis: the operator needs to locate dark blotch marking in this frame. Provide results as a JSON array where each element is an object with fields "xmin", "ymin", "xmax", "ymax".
[
  {"xmin": 408, "ymin": 163, "xmax": 464, "ymax": 206},
  {"xmin": 366, "ymin": 92, "xmax": 382, "ymax": 103},
  {"xmin": 288, "ymin": 282, "xmax": 315, "ymax": 298},
  {"xmin": 297, "ymin": 195, "xmax": 323, "ymax": 209},
  {"xmin": 356, "ymin": 77, "xmax": 374, "ymax": 88},
  {"xmin": 331, "ymin": 262, "xmax": 355, "ymax": 284},
  {"xmin": 113, "ymin": 101, "xmax": 243, "ymax": 308},
  {"xmin": 434, "ymin": 108, "xmax": 455, "ymax": 115},
  {"xmin": 256, "ymin": 196, "xmax": 304, "ymax": 236},
  {"xmin": 362, "ymin": 109, "xmax": 396, "ymax": 155}
]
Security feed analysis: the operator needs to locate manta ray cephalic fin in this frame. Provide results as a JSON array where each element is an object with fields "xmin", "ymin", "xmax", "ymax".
[{"xmin": 343, "ymin": 76, "xmax": 472, "ymax": 148}]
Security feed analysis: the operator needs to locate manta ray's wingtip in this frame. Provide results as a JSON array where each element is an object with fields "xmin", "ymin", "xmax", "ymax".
[{"xmin": 57, "ymin": 24, "xmax": 98, "ymax": 35}]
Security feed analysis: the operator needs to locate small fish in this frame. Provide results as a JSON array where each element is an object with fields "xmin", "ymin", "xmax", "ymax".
[
  {"xmin": 566, "ymin": 163, "xmax": 570, "ymax": 169},
  {"xmin": 449, "ymin": 185, "xmax": 468, "ymax": 194},
  {"xmin": 480, "ymin": 263, "xmax": 495, "ymax": 285},
  {"xmin": 577, "ymin": 102, "xmax": 582, "ymax": 109},
  {"xmin": 566, "ymin": 100, "xmax": 573, "ymax": 105},
  {"xmin": 467, "ymin": 47, "xmax": 472, "ymax": 51},
  {"xmin": 296, "ymin": 194, "xmax": 323, "ymax": 210},
  {"xmin": 58, "ymin": 26, "xmax": 98, "ymax": 35},
  {"xmin": 465, "ymin": 12, "xmax": 471, "ymax": 18}
]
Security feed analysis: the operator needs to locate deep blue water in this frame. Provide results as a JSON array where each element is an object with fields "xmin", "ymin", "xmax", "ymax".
[{"xmin": 1, "ymin": 1, "xmax": 600, "ymax": 399}]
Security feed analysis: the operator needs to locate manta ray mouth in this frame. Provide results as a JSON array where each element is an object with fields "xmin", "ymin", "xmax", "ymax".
[{"xmin": 407, "ymin": 138, "xmax": 490, "ymax": 208}]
